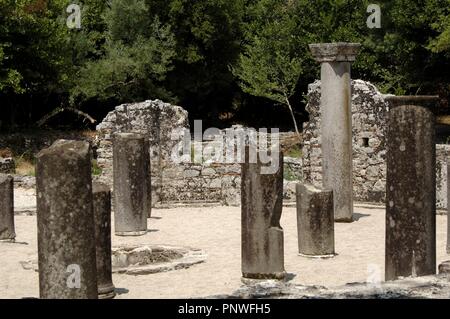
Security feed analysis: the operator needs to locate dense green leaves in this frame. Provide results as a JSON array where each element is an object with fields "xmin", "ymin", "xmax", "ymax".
[{"xmin": 0, "ymin": 0, "xmax": 449, "ymax": 130}]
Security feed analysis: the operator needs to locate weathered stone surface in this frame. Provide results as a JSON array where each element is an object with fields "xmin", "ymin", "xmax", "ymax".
[
  {"xmin": 113, "ymin": 133, "xmax": 148, "ymax": 236},
  {"xmin": 438, "ymin": 261, "xmax": 450, "ymax": 274},
  {"xmin": 0, "ymin": 157, "xmax": 15, "ymax": 174},
  {"xmin": 241, "ymin": 147, "xmax": 285, "ymax": 279},
  {"xmin": 92, "ymin": 182, "xmax": 115, "ymax": 299},
  {"xmin": 296, "ymin": 183, "xmax": 334, "ymax": 257},
  {"xmin": 211, "ymin": 274, "xmax": 450, "ymax": 299},
  {"xmin": 36, "ymin": 140, "xmax": 98, "ymax": 299},
  {"xmin": 448, "ymin": 162, "xmax": 450, "ymax": 254},
  {"xmin": 309, "ymin": 43, "xmax": 360, "ymax": 222},
  {"xmin": 0, "ymin": 174, "xmax": 15, "ymax": 242},
  {"xmin": 303, "ymin": 81, "xmax": 449, "ymax": 210},
  {"xmin": 385, "ymin": 105, "xmax": 436, "ymax": 281},
  {"xmin": 96, "ymin": 100, "xmax": 189, "ymax": 206},
  {"xmin": 111, "ymin": 245, "xmax": 207, "ymax": 275}
]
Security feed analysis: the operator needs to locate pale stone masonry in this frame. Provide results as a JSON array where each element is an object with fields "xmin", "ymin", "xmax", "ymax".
[{"xmin": 302, "ymin": 79, "xmax": 450, "ymax": 210}]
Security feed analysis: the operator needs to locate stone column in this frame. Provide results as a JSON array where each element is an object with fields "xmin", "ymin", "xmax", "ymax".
[
  {"xmin": 0, "ymin": 174, "xmax": 15, "ymax": 242},
  {"xmin": 385, "ymin": 105, "xmax": 436, "ymax": 281},
  {"xmin": 309, "ymin": 43, "xmax": 360, "ymax": 222},
  {"xmin": 36, "ymin": 140, "xmax": 98, "ymax": 299},
  {"xmin": 241, "ymin": 147, "xmax": 285, "ymax": 279},
  {"xmin": 92, "ymin": 182, "xmax": 115, "ymax": 299},
  {"xmin": 113, "ymin": 133, "xmax": 148, "ymax": 236},
  {"xmin": 144, "ymin": 139, "xmax": 152, "ymax": 218},
  {"xmin": 296, "ymin": 183, "xmax": 334, "ymax": 258},
  {"xmin": 447, "ymin": 162, "xmax": 450, "ymax": 254}
]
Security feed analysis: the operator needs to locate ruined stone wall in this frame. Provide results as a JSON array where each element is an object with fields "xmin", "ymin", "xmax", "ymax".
[
  {"xmin": 95, "ymin": 100, "xmax": 302, "ymax": 207},
  {"xmin": 302, "ymin": 79, "xmax": 449, "ymax": 210}
]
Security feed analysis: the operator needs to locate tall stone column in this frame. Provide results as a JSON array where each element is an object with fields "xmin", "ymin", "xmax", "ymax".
[
  {"xmin": 296, "ymin": 183, "xmax": 334, "ymax": 258},
  {"xmin": 113, "ymin": 133, "xmax": 148, "ymax": 236},
  {"xmin": 309, "ymin": 43, "xmax": 360, "ymax": 222},
  {"xmin": 241, "ymin": 147, "xmax": 285, "ymax": 279},
  {"xmin": 385, "ymin": 105, "xmax": 436, "ymax": 281},
  {"xmin": 36, "ymin": 140, "xmax": 98, "ymax": 299},
  {"xmin": 0, "ymin": 174, "xmax": 15, "ymax": 242},
  {"xmin": 448, "ymin": 162, "xmax": 450, "ymax": 254},
  {"xmin": 92, "ymin": 182, "xmax": 115, "ymax": 299}
]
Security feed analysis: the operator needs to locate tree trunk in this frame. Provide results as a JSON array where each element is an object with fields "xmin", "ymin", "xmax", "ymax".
[{"xmin": 284, "ymin": 94, "xmax": 301, "ymax": 142}]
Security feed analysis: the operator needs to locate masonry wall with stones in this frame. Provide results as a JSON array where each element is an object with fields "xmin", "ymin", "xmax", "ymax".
[
  {"xmin": 95, "ymin": 100, "xmax": 302, "ymax": 207},
  {"xmin": 302, "ymin": 79, "xmax": 449, "ymax": 210}
]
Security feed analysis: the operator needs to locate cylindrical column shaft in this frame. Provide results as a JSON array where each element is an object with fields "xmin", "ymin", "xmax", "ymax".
[
  {"xmin": 320, "ymin": 62, "xmax": 353, "ymax": 222},
  {"xmin": 385, "ymin": 105, "xmax": 436, "ymax": 281},
  {"xmin": 447, "ymin": 162, "xmax": 450, "ymax": 254},
  {"xmin": 113, "ymin": 133, "xmax": 148, "ymax": 236},
  {"xmin": 296, "ymin": 183, "xmax": 334, "ymax": 257},
  {"xmin": 0, "ymin": 174, "xmax": 15, "ymax": 242},
  {"xmin": 36, "ymin": 140, "xmax": 98, "ymax": 299},
  {"xmin": 241, "ymin": 147, "xmax": 285, "ymax": 279},
  {"xmin": 92, "ymin": 182, "xmax": 115, "ymax": 299},
  {"xmin": 309, "ymin": 43, "xmax": 360, "ymax": 223}
]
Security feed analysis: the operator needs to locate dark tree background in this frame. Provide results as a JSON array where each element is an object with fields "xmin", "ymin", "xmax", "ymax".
[{"xmin": 0, "ymin": 0, "xmax": 449, "ymax": 131}]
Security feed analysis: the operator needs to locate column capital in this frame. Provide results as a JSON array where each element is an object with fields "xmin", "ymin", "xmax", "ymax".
[{"xmin": 309, "ymin": 42, "xmax": 361, "ymax": 62}]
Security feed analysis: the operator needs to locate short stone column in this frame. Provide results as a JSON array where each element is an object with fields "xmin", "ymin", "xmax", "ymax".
[
  {"xmin": 241, "ymin": 147, "xmax": 285, "ymax": 279},
  {"xmin": 113, "ymin": 133, "xmax": 148, "ymax": 236},
  {"xmin": 309, "ymin": 42, "xmax": 360, "ymax": 222},
  {"xmin": 36, "ymin": 140, "xmax": 98, "ymax": 299},
  {"xmin": 385, "ymin": 105, "xmax": 436, "ymax": 281},
  {"xmin": 92, "ymin": 182, "xmax": 115, "ymax": 299},
  {"xmin": 0, "ymin": 174, "xmax": 15, "ymax": 242},
  {"xmin": 296, "ymin": 183, "xmax": 335, "ymax": 258}
]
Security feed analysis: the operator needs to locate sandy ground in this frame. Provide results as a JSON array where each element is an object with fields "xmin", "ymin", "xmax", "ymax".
[{"xmin": 1, "ymin": 188, "xmax": 449, "ymax": 299}]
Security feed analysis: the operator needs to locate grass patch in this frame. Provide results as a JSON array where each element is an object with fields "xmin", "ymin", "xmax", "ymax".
[
  {"xmin": 283, "ymin": 166, "xmax": 298, "ymax": 181},
  {"xmin": 285, "ymin": 144, "xmax": 302, "ymax": 158},
  {"xmin": 92, "ymin": 159, "xmax": 102, "ymax": 176},
  {"xmin": 15, "ymin": 154, "xmax": 36, "ymax": 176}
]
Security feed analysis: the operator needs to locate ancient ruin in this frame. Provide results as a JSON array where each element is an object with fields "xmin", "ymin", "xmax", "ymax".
[
  {"xmin": 113, "ymin": 133, "xmax": 149, "ymax": 236},
  {"xmin": 296, "ymin": 183, "xmax": 334, "ymax": 258},
  {"xmin": 92, "ymin": 182, "xmax": 115, "ymax": 299},
  {"xmin": 385, "ymin": 104, "xmax": 437, "ymax": 281},
  {"xmin": 241, "ymin": 147, "xmax": 285, "ymax": 280},
  {"xmin": 309, "ymin": 42, "xmax": 360, "ymax": 222},
  {"xmin": 36, "ymin": 140, "xmax": 98, "ymax": 299},
  {"xmin": 0, "ymin": 174, "xmax": 15, "ymax": 242}
]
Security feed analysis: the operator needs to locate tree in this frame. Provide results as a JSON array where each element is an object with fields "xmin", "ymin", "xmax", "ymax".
[
  {"xmin": 71, "ymin": 0, "xmax": 176, "ymax": 105},
  {"xmin": 233, "ymin": 0, "xmax": 305, "ymax": 138}
]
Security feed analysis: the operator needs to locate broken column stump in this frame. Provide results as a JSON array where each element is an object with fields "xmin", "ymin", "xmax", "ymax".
[
  {"xmin": 36, "ymin": 140, "xmax": 98, "ymax": 299},
  {"xmin": 113, "ymin": 133, "xmax": 148, "ymax": 236},
  {"xmin": 92, "ymin": 182, "xmax": 115, "ymax": 299},
  {"xmin": 241, "ymin": 147, "xmax": 285, "ymax": 279},
  {"xmin": 296, "ymin": 183, "xmax": 335, "ymax": 258},
  {"xmin": 0, "ymin": 174, "xmax": 15, "ymax": 242},
  {"xmin": 385, "ymin": 105, "xmax": 436, "ymax": 281}
]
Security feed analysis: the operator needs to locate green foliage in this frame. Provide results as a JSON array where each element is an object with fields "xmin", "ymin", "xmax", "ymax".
[
  {"xmin": 71, "ymin": 0, "xmax": 176, "ymax": 105},
  {"xmin": 0, "ymin": 0, "xmax": 449, "ymax": 130}
]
